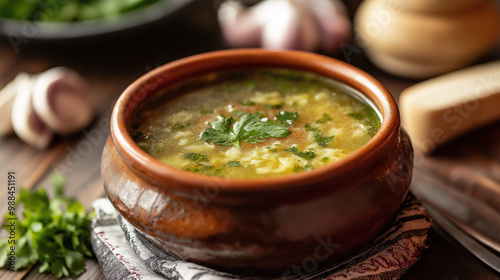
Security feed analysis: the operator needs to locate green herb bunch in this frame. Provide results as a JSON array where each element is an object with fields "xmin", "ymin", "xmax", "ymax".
[{"xmin": 0, "ymin": 174, "xmax": 94, "ymax": 278}]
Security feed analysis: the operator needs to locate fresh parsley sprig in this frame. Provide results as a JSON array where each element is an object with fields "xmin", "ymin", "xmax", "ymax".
[
  {"xmin": 0, "ymin": 174, "xmax": 94, "ymax": 278},
  {"xmin": 200, "ymin": 112, "xmax": 295, "ymax": 147}
]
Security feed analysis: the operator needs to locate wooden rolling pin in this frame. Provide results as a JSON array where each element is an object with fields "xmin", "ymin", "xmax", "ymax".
[{"xmin": 400, "ymin": 61, "xmax": 500, "ymax": 154}]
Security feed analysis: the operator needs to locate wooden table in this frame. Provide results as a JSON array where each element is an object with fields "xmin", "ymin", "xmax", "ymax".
[{"xmin": 0, "ymin": 1, "xmax": 499, "ymax": 279}]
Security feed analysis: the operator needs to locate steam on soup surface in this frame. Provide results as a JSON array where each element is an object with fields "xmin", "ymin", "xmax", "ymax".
[{"xmin": 130, "ymin": 69, "xmax": 381, "ymax": 179}]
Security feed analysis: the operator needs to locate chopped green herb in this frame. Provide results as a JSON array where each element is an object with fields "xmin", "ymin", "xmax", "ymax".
[
  {"xmin": 231, "ymin": 109, "xmax": 245, "ymax": 117},
  {"xmin": 322, "ymin": 157, "xmax": 330, "ymax": 162},
  {"xmin": 266, "ymin": 103, "xmax": 284, "ymax": 110},
  {"xmin": 283, "ymin": 146, "xmax": 316, "ymax": 160},
  {"xmin": 172, "ymin": 122, "xmax": 190, "ymax": 131},
  {"xmin": 200, "ymin": 113, "xmax": 292, "ymax": 147},
  {"xmin": 239, "ymin": 100, "xmax": 256, "ymax": 106},
  {"xmin": 293, "ymin": 164, "xmax": 313, "ymax": 172},
  {"xmin": 276, "ymin": 111, "xmax": 298, "ymax": 125},
  {"xmin": 200, "ymin": 109, "xmax": 214, "ymax": 115},
  {"xmin": 269, "ymin": 148, "xmax": 278, "ymax": 153},
  {"xmin": 184, "ymin": 153, "xmax": 209, "ymax": 163},
  {"xmin": 214, "ymin": 169, "xmax": 224, "ymax": 175},
  {"xmin": 316, "ymin": 113, "xmax": 332, "ymax": 124},
  {"xmin": 227, "ymin": 161, "xmax": 241, "ymax": 167},
  {"xmin": 201, "ymin": 166, "xmax": 215, "ymax": 171},
  {"xmin": 347, "ymin": 112, "xmax": 364, "ymax": 120},
  {"xmin": 347, "ymin": 109, "xmax": 381, "ymax": 137},
  {"xmin": 305, "ymin": 124, "xmax": 334, "ymax": 147},
  {"xmin": 0, "ymin": 174, "xmax": 94, "ymax": 278}
]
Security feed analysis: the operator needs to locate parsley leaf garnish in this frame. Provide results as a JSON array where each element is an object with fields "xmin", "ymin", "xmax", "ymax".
[
  {"xmin": 347, "ymin": 109, "xmax": 381, "ymax": 137},
  {"xmin": 184, "ymin": 153, "xmax": 209, "ymax": 163},
  {"xmin": 293, "ymin": 164, "xmax": 313, "ymax": 172},
  {"xmin": 276, "ymin": 111, "xmax": 298, "ymax": 125},
  {"xmin": 305, "ymin": 124, "xmax": 334, "ymax": 147},
  {"xmin": 172, "ymin": 122, "xmax": 190, "ymax": 131},
  {"xmin": 316, "ymin": 113, "xmax": 332, "ymax": 124},
  {"xmin": 227, "ymin": 161, "xmax": 241, "ymax": 167},
  {"xmin": 201, "ymin": 112, "xmax": 292, "ymax": 147},
  {"xmin": 283, "ymin": 146, "xmax": 316, "ymax": 160},
  {"xmin": 0, "ymin": 174, "xmax": 94, "ymax": 278},
  {"xmin": 239, "ymin": 100, "xmax": 255, "ymax": 106}
]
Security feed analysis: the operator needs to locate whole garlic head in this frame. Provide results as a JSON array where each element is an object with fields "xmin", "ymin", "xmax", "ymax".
[{"xmin": 218, "ymin": 0, "xmax": 351, "ymax": 53}]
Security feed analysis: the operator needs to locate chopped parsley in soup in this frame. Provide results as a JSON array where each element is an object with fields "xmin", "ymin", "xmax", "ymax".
[{"xmin": 130, "ymin": 69, "xmax": 381, "ymax": 179}]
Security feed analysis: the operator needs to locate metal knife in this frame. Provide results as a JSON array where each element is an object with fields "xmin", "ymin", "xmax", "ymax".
[{"xmin": 410, "ymin": 182, "xmax": 500, "ymax": 272}]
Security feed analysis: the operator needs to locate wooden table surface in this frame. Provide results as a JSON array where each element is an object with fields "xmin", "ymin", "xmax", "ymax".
[{"xmin": 1, "ymin": 1, "xmax": 499, "ymax": 279}]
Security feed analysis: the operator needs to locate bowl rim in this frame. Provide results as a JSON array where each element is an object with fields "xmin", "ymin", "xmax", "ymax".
[{"xmin": 110, "ymin": 49, "xmax": 400, "ymax": 194}]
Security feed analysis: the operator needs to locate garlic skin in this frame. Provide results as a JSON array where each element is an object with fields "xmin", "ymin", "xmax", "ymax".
[
  {"xmin": 218, "ymin": 0, "xmax": 350, "ymax": 52},
  {"xmin": 0, "ymin": 77, "xmax": 19, "ymax": 136},
  {"xmin": 32, "ymin": 67, "xmax": 93, "ymax": 135},
  {"xmin": 11, "ymin": 73, "xmax": 54, "ymax": 150}
]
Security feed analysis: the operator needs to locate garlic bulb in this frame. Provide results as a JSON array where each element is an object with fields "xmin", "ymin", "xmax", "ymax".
[
  {"xmin": 11, "ymin": 73, "xmax": 54, "ymax": 150},
  {"xmin": 1, "ymin": 67, "xmax": 94, "ymax": 149},
  {"xmin": 0, "ymin": 76, "xmax": 19, "ymax": 136},
  {"xmin": 32, "ymin": 67, "xmax": 93, "ymax": 134},
  {"xmin": 218, "ymin": 0, "xmax": 350, "ymax": 52}
]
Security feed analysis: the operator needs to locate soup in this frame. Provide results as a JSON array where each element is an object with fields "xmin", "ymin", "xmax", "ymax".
[{"xmin": 130, "ymin": 69, "xmax": 381, "ymax": 179}]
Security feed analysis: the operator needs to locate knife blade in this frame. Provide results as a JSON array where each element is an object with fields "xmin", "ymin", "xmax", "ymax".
[
  {"xmin": 410, "ymin": 179, "xmax": 500, "ymax": 253},
  {"xmin": 418, "ymin": 200, "xmax": 500, "ymax": 273}
]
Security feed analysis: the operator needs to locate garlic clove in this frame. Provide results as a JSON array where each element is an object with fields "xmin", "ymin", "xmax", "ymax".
[
  {"xmin": 218, "ymin": 0, "xmax": 263, "ymax": 47},
  {"xmin": 11, "ymin": 73, "xmax": 54, "ymax": 150},
  {"xmin": 32, "ymin": 67, "xmax": 93, "ymax": 135},
  {"xmin": 298, "ymin": 0, "xmax": 350, "ymax": 53},
  {"xmin": 261, "ymin": 0, "xmax": 303, "ymax": 50},
  {"xmin": 0, "ymin": 77, "xmax": 20, "ymax": 136}
]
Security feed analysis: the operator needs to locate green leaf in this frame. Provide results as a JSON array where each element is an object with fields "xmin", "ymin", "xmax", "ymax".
[
  {"xmin": 293, "ymin": 164, "xmax": 313, "ymax": 172},
  {"xmin": 316, "ymin": 113, "xmax": 332, "ymax": 124},
  {"xmin": 0, "ymin": 239, "xmax": 8, "ymax": 268},
  {"xmin": 227, "ymin": 161, "xmax": 241, "ymax": 167},
  {"xmin": 276, "ymin": 111, "xmax": 298, "ymax": 125},
  {"xmin": 0, "ymin": 174, "xmax": 94, "ymax": 277},
  {"xmin": 19, "ymin": 188, "xmax": 49, "ymax": 214},
  {"xmin": 239, "ymin": 100, "xmax": 255, "ymax": 106},
  {"xmin": 347, "ymin": 112, "xmax": 364, "ymax": 120},
  {"xmin": 283, "ymin": 146, "xmax": 316, "ymax": 160},
  {"xmin": 184, "ymin": 153, "xmax": 209, "ymax": 163},
  {"xmin": 51, "ymin": 173, "xmax": 66, "ymax": 198},
  {"xmin": 171, "ymin": 122, "xmax": 190, "ymax": 131},
  {"xmin": 51, "ymin": 259, "xmax": 69, "ymax": 278},
  {"xmin": 347, "ymin": 109, "xmax": 381, "ymax": 137},
  {"xmin": 231, "ymin": 109, "xmax": 245, "ymax": 117},
  {"xmin": 266, "ymin": 103, "xmax": 283, "ymax": 110},
  {"xmin": 305, "ymin": 124, "xmax": 334, "ymax": 147},
  {"xmin": 39, "ymin": 261, "xmax": 50, "ymax": 273},
  {"xmin": 65, "ymin": 250, "xmax": 86, "ymax": 276},
  {"xmin": 201, "ymin": 113, "xmax": 292, "ymax": 147}
]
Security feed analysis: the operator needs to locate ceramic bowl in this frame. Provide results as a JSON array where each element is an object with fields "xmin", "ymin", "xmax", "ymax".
[{"xmin": 101, "ymin": 49, "xmax": 413, "ymax": 275}]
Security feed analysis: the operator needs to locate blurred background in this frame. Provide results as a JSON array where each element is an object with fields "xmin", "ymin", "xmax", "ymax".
[{"xmin": 1, "ymin": 0, "xmax": 500, "ymax": 279}]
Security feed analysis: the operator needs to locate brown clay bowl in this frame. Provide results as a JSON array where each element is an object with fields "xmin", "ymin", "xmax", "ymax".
[{"xmin": 101, "ymin": 49, "xmax": 413, "ymax": 276}]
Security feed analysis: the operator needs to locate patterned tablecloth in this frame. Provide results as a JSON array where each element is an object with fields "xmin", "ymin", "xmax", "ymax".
[{"xmin": 91, "ymin": 194, "xmax": 431, "ymax": 280}]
